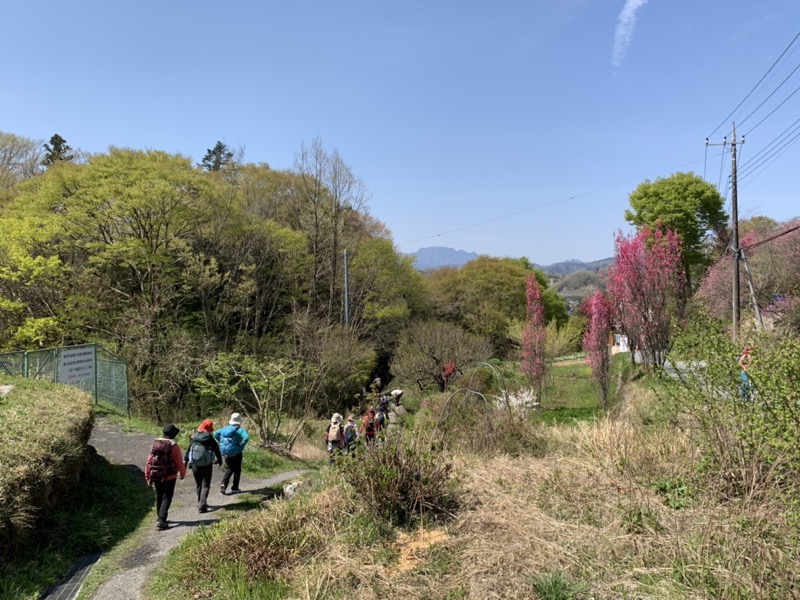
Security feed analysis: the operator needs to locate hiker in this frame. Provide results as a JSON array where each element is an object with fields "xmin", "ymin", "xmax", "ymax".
[
  {"xmin": 144, "ymin": 423, "xmax": 186, "ymax": 530},
  {"xmin": 343, "ymin": 415, "xmax": 359, "ymax": 453},
  {"xmin": 376, "ymin": 404, "xmax": 388, "ymax": 431},
  {"xmin": 390, "ymin": 389, "xmax": 403, "ymax": 405},
  {"xmin": 738, "ymin": 344, "xmax": 753, "ymax": 400},
  {"xmin": 360, "ymin": 407, "xmax": 379, "ymax": 445},
  {"xmin": 213, "ymin": 412, "xmax": 249, "ymax": 495},
  {"xmin": 325, "ymin": 413, "xmax": 345, "ymax": 465},
  {"xmin": 184, "ymin": 418, "xmax": 223, "ymax": 513}
]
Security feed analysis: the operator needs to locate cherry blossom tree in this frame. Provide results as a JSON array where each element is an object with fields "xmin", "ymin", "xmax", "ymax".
[
  {"xmin": 520, "ymin": 274, "xmax": 548, "ymax": 398},
  {"xmin": 607, "ymin": 226, "xmax": 686, "ymax": 369},
  {"xmin": 580, "ymin": 290, "xmax": 612, "ymax": 408}
]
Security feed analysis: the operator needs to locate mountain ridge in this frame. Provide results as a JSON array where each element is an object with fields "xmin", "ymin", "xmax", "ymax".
[{"xmin": 408, "ymin": 246, "xmax": 613, "ymax": 274}]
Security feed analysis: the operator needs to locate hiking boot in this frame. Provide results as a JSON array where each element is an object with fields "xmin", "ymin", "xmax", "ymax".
[
  {"xmin": 230, "ymin": 487, "xmax": 241, "ymax": 493},
  {"xmin": 156, "ymin": 521, "xmax": 169, "ymax": 530},
  {"xmin": 198, "ymin": 505, "xmax": 208, "ymax": 513},
  {"xmin": 220, "ymin": 484, "xmax": 226, "ymax": 495}
]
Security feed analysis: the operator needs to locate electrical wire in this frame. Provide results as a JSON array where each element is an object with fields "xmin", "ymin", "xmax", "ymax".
[
  {"xmin": 743, "ymin": 79, "xmax": 800, "ymax": 136},
  {"xmin": 740, "ymin": 128, "xmax": 800, "ymax": 187},
  {"xmin": 739, "ymin": 117, "xmax": 800, "ymax": 169},
  {"xmin": 716, "ymin": 142, "xmax": 727, "ymax": 192},
  {"xmin": 707, "ymin": 31, "xmax": 800, "ymax": 138},
  {"xmin": 399, "ymin": 152, "xmax": 726, "ymax": 248}
]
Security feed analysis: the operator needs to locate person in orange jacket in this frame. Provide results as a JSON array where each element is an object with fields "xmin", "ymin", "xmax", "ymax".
[{"xmin": 145, "ymin": 423, "xmax": 186, "ymax": 530}]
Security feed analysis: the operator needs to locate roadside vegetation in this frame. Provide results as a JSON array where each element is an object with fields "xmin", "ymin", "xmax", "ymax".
[{"xmin": 2, "ymin": 133, "xmax": 799, "ymax": 598}]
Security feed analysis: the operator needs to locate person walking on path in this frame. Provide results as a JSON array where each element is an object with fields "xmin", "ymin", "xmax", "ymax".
[
  {"xmin": 343, "ymin": 415, "xmax": 359, "ymax": 453},
  {"xmin": 325, "ymin": 413, "xmax": 345, "ymax": 465},
  {"xmin": 184, "ymin": 419, "xmax": 223, "ymax": 513},
  {"xmin": 360, "ymin": 407, "xmax": 379, "ymax": 445},
  {"xmin": 144, "ymin": 423, "xmax": 186, "ymax": 530},
  {"xmin": 214, "ymin": 412, "xmax": 249, "ymax": 494}
]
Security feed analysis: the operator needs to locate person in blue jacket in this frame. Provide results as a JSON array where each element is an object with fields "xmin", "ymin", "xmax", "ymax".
[{"xmin": 213, "ymin": 412, "xmax": 249, "ymax": 494}]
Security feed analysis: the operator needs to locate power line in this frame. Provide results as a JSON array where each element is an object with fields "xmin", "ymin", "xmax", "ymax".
[
  {"xmin": 399, "ymin": 153, "xmax": 725, "ymax": 248},
  {"xmin": 740, "ymin": 128, "xmax": 800, "ymax": 187},
  {"xmin": 740, "ymin": 116, "xmax": 800, "ymax": 168},
  {"xmin": 707, "ymin": 31, "xmax": 800, "ymax": 138},
  {"xmin": 743, "ymin": 78, "xmax": 800, "ymax": 136}
]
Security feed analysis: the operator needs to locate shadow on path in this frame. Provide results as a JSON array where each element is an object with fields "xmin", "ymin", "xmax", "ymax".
[{"xmin": 42, "ymin": 418, "xmax": 309, "ymax": 600}]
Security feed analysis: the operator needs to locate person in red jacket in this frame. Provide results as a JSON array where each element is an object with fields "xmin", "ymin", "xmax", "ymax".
[{"xmin": 145, "ymin": 423, "xmax": 186, "ymax": 530}]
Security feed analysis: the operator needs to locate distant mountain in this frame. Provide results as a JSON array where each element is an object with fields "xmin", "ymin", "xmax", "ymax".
[
  {"xmin": 536, "ymin": 257, "xmax": 614, "ymax": 276},
  {"xmin": 408, "ymin": 247, "xmax": 614, "ymax": 274},
  {"xmin": 409, "ymin": 247, "xmax": 479, "ymax": 270}
]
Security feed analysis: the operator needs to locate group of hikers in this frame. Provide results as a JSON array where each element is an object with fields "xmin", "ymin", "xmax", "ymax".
[
  {"xmin": 143, "ymin": 412, "xmax": 249, "ymax": 530},
  {"xmin": 143, "ymin": 379, "xmax": 404, "ymax": 529},
  {"xmin": 324, "ymin": 388, "xmax": 402, "ymax": 465}
]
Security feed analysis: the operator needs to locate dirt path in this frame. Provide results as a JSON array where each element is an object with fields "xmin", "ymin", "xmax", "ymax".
[{"xmin": 83, "ymin": 421, "xmax": 308, "ymax": 600}]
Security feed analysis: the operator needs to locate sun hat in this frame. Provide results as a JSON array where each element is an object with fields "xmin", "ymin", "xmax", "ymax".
[
  {"xmin": 198, "ymin": 419, "xmax": 214, "ymax": 433},
  {"xmin": 229, "ymin": 412, "xmax": 243, "ymax": 426},
  {"xmin": 162, "ymin": 423, "xmax": 180, "ymax": 439},
  {"xmin": 331, "ymin": 413, "xmax": 343, "ymax": 424}
]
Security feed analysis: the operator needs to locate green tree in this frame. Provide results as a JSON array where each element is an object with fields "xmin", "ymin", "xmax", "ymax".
[
  {"xmin": 200, "ymin": 141, "xmax": 235, "ymax": 172},
  {"xmin": 624, "ymin": 171, "xmax": 727, "ymax": 288},
  {"xmin": 42, "ymin": 134, "xmax": 74, "ymax": 166},
  {"xmin": 426, "ymin": 256, "xmax": 566, "ymax": 357}
]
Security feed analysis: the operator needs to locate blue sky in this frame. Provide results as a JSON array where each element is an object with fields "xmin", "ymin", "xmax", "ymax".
[{"xmin": 3, "ymin": 1, "xmax": 799, "ymax": 264}]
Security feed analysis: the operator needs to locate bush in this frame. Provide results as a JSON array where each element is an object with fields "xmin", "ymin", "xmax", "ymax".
[
  {"xmin": 339, "ymin": 429, "xmax": 459, "ymax": 526},
  {"xmin": 0, "ymin": 378, "xmax": 93, "ymax": 562},
  {"xmin": 669, "ymin": 313, "xmax": 800, "ymax": 501}
]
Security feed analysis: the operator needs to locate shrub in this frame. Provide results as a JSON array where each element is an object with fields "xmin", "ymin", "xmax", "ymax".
[
  {"xmin": 339, "ymin": 429, "xmax": 459, "ymax": 526},
  {"xmin": 0, "ymin": 378, "xmax": 93, "ymax": 562}
]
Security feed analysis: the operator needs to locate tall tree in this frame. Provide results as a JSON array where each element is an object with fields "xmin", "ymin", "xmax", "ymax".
[
  {"xmin": 42, "ymin": 134, "xmax": 74, "ymax": 166},
  {"xmin": 580, "ymin": 290, "xmax": 612, "ymax": 408},
  {"xmin": 520, "ymin": 274, "xmax": 548, "ymax": 400},
  {"xmin": 200, "ymin": 141, "xmax": 235, "ymax": 172},
  {"xmin": 607, "ymin": 227, "xmax": 686, "ymax": 369},
  {"xmin": 0, "ymin": 132, "xmax": 42, "ymax": 198},
  {"xmin": 624, "ymin": 171, "xmax": 726, "ymax": 288},
  {"xmin": 293, "ymin": 138, "xmax": 367, "ymax": 322}
]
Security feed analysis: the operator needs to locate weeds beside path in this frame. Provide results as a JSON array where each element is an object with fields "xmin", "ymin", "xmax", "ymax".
[{"xmin": 77, "ymin": 419, "xmax": 308, "ymax": 600}]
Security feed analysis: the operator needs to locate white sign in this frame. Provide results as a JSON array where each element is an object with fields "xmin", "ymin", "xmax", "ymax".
[{"xmin": 58, "ymin": 346, "xmax": 96, "ymax": 384}]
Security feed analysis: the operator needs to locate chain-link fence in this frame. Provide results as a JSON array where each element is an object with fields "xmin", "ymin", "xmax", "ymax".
[{"xmin": 0, "ymin": 344, "xmax": 128, "ymax": 414}]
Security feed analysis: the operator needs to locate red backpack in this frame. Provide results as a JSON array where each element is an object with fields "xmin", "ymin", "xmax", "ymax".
[{"xmin": 147, "ymin": 439, "xmax": 177, "ymax": 481}]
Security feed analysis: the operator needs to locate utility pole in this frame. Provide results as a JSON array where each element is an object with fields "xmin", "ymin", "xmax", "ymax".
[
  {"xmin": 343, "ymin": 249, "xmax": 350, "ymax": 325},
  {"xmin": 706, "ymin": 123, "xmax": 743, "ymax": 345},
  {"xmin": 730, "ymin": 122, "xmax": 740, "ymax": 346}
]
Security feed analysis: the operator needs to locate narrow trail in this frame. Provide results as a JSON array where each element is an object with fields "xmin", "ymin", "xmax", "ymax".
[{"xmin": 81, "ymin": 420, "xmax": 308, "ymax": 600}]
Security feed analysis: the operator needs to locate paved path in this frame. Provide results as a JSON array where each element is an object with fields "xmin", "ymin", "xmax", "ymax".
[{"xmin": 71, "ymin": 421, "xmax": 307, "ymax": 600}]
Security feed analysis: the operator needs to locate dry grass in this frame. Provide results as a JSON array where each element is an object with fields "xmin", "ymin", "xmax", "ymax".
[{"xmin": 157, "ymin": 384, "xmax": 800, "ymax": 599}]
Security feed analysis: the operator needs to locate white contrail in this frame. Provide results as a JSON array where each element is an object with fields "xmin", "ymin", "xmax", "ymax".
[{"xmin": 612, "ymin": 0, "xmax": 650, "ymax": 67}]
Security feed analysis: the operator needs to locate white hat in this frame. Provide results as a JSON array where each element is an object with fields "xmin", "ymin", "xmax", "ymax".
[
  {"xmin": 229, "ymin": 412, "xmax": 243, "ymax": 425},
  {"xmin": 331, "ymin": 412, "xmax": 343, "ymax": 424}
]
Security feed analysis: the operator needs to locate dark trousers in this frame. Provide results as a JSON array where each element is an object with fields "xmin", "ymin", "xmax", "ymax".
[
  {"xmin": 153, "ymin": 478, "xmax": 177, "ymax": 524},
  {"xmin": 191, "ymin": 464, "xmax": 213, "ymax": 509},
  {"xmin": 221, "ymin": 452, "xmax": 242, "ymax": 490}
]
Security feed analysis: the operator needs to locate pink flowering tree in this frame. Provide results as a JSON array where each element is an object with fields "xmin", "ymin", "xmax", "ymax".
[
  {"xmin": 520, "ymin": 274, "xmax": 548, "ymax": 399},
  {"xmin": 580, "ymin": 290, "xmax": 613, "ymax": 408},
  {"xmin": 695, "ymin": 218, "xmax": 800, "ymax": 334},
  {"xmin": 607, "ymin": 225, "xmax": 686, "ymax": 369}
]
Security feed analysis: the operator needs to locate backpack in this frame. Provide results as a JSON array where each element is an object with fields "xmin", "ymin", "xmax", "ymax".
[
  {"xmin": 376, "ymin": 410, "xmax": 386, "ymax": 429},
  {"xmin": 328, "ymin": 423, "xmax": 341, "ymax": 443},
  {"xmin": 344, "ymin": 423, "xmax": 357, "ymax": 443},
  {"xmin": 190, "ymin": 432, "xmax": 214, "ymax": 467},
  {"xmin": 364, "ymin": 416, "xmax": 376, "ymax": 436},
  {"xmin": 219, "ymin": 425, "xmax": 241, "ymax": 456},
  {"xmin": 147, "ymin": 439, "xmax": 177, "ymax": 481}
]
